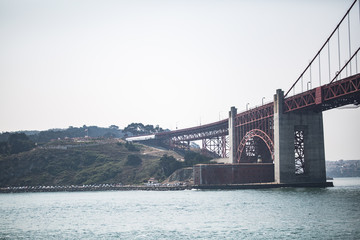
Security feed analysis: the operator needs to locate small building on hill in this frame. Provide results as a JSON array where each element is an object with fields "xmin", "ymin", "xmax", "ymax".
[{"xmin": 147, "ymin": 178, "xmax": 159, "ymax": 186}]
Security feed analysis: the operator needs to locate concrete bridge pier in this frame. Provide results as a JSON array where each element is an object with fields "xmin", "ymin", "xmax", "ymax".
[
  {"xmin": 274, "ymin": 89, "xmax": 326, "ymax": 184},
  {"xmin": 229, "ymin": 106, "xmax": 237, "ymax": 164}
]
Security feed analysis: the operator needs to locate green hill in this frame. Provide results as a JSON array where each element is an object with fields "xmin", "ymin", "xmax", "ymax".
[{"xmin": 0, "ymin": 138, "xmax": 184, "ymax": 187}]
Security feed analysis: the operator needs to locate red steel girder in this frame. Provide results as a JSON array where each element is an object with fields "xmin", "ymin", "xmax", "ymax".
[
  {"xmin": 170, "ymin": 127, "xmax": 228, "ymax": 142},
  {"xmin": 323, "ymin": 74, "xmax": 360, "ymax": 102},
  {"xmin": 234, "ymin": 103, "xmax": 274, "ymax": 148},
  {"xmin": 235, "ymin": 103, "xmax": 274, "ymax": 127},
  {"xmin": 284, "ymin": 89, "xmax": 317, "ymax": 112},
  {"xmin": 284, "ymin": 74, "xmax": 360, "ymax": 112}
]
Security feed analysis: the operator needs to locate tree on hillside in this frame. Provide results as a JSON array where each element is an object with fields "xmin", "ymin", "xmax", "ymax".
[
  {"xmin": 123, "ymin": 123, "xmax": 145, "ymax": 135},
  {"xmin": 109, "ymin": 125, "xmax": 119, "ymax": 130},
  {"xmin": 0, "ymin": 141, "xmax": 9, "ymax": 155},
  {"xmin": 183, "ymin": 151, "xmax": 212, "ymax": 167},
  {"xmin": 30, "ymin": 125, "xmax": 123, "ymax": 143},
  {"xmin": 125, "ymin": 141, "xmax": 139, "ymax": 151},
  {"xmin": 0, "ymin": 132, "xmax": 11, "ymax": 142},
  {"xmin": 123, "ymin": 123, "xmax": 165, "ymax": 136},
  {"xmin": 103, "ymin": 132, "xmax": 116, "ymax": 138},
  {"xmin": 6, "ymin": 133, "xmax": 35, "ymax": 155},
  {"xmin": 159, "ymin": 154, "xmax": 183, "ymax": 177}
]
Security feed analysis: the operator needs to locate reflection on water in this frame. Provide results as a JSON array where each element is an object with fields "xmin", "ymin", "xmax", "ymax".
[{"xmin": 0, "ymin": 178, "xmax": 359, "ymax": 239}]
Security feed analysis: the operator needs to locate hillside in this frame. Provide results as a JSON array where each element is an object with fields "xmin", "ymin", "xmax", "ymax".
[
  {"xmin": 0, "ymin": 125, "xmax": 124, "ymax": 143},
  {"xmin": 0, "ymin": 138, "xmax": 184, "ymax": 187}
]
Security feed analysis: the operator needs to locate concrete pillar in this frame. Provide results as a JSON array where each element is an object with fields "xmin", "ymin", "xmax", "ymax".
[
  {"xmin": 274, "ymin": 89, "xmax": 326, "ymax": 184},
  {"xmin": 274, "ymin": 89, "xmax": 283, "ymax": 183},
  {"xmin": 229, "ymin": 106, "xmax": 237, "ymax": 163}
]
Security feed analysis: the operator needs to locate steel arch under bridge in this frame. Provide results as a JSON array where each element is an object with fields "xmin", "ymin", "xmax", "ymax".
[{"xmin": 233, "ymin": 103, "xmax": 274, "ymax": 163}]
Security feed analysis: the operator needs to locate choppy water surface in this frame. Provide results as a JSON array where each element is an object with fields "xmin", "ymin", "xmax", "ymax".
[{"xmin": 1, "ymin": 178, "xmax": 360, "ymax": 239}]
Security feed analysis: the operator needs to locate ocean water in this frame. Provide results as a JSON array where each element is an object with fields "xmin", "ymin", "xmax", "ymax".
[{"xmin": 1, "ymin": 178, "xmax": 360, "ymax": 239}]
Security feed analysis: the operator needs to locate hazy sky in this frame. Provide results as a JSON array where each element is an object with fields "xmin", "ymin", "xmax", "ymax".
[{"xmin": 1, "ymin": 0, "xmax": 359, "ymax": 161}]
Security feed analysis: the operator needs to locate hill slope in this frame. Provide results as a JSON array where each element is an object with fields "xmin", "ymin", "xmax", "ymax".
[{"xmin": 0, "ymin": 139, "xmax": 183, "ymax": 187}]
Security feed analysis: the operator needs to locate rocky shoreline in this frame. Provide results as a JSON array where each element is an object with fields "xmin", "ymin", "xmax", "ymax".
[
  {"xmin": 1, "ymin": 180, "xmax": 336, "ymax": 193},
  {"xmin": 0, "ymin": 184, "xmax": 192, "ymax": 193}
]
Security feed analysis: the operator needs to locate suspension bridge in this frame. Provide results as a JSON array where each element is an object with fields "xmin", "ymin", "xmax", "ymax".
[{"xmin": 127, "ymin": 0, "xmax": 360, "ymax": 186}]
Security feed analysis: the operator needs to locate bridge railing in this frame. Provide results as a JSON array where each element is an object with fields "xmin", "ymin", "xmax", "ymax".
[{"xmin": 285, "ymin": 0, "xmax": 360, "ymax": 97}]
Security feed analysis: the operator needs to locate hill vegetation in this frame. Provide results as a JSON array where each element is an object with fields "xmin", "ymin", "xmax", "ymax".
[
  {"xmin": 0, "ymin": 133, "xmax": 35, "ymax": 155},
  {"xmin": 0, "ymin": 123, "xmax": 211, "ymax": 187},
  {"xmin": 0, "ymin": 125, "xmax": 124, "ymax": 144},
  {"xmin": 0, "ymin": 122, "xmax": 168, "ymax": 144},
  {"xmin": 123, "ymin": 123, "xmax": 167, "ymax": 136},
  {"xmin": 0, "ymin": 137, "xmax": 211, "ymax": 187}
]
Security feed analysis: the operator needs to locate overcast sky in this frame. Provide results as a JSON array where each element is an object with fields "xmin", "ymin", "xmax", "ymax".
[{"xmin": 0, "ymin": 0, "xmax": 359, "ymax": 161}]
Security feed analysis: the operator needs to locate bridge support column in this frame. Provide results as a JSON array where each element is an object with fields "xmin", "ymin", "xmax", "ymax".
[
  {"xmin": 229, "ymin": 106, "xmax": 237, "ymax": 163},
  {"xmin": 274, "ymin": 89, "xmax": 326, "ymax": 184}
]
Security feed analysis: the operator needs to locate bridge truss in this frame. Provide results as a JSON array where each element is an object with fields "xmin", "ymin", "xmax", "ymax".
[
  {"xmin": 234, "ymin": 103, "xmax": 274, "ymax": 163},
  {"xmin": 155, "ymin": 119, "xmax": 229, "ymax": 157}
]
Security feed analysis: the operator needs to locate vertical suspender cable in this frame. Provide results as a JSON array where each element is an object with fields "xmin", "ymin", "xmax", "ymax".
[
  {"xmin": 346, "ymin": 61, "xmax": 348, "ymax": 76},
  {"xmin": 358, "ymin": 0, "xmax": 360, "ymax": 73},
  {"xmin": 319, "ymin": 54, "xmax": 321, "ymax": 86},
  {"xmin": 338, "ymin": 28, "xmax": 341, "ymax": 79},
  {"xmin": 284, "ymin": 0, "xmax": 358, "ymax": 97},
  {"xmin": 328, "ymin": 42, "xmax": 331, "ymax": 82},
  {"xmin": 310, "ymin": 63, "xmax": 312, "ymax": 88},
  {"xmin": 348, "ymin": 13, "xmax": 352, "ymax": 75}
]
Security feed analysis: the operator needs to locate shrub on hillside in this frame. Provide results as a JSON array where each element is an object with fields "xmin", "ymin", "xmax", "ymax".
[
  {"xmin": 126, "ymin": 154, "xmax": 142, "ymax": 166},
  {"xmin": 125, "ymin": 142, "xmax": 139, "ymax": 152},
  {"xmin": 159, "ymin": 154, "xmax": 183, "ymax": 177},
  {"xmin": 183, "ymin": 151, "xmax": 212, "ymax": 167}
]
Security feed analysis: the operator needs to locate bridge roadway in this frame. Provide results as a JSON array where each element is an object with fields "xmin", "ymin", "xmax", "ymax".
[
  {"xmin": 155, "ymin": 118, "xmax": 228, "ymax": 142},
  {"xmin": 149, "ymin": 73, "xmax": 360, "ymax": 148}
]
